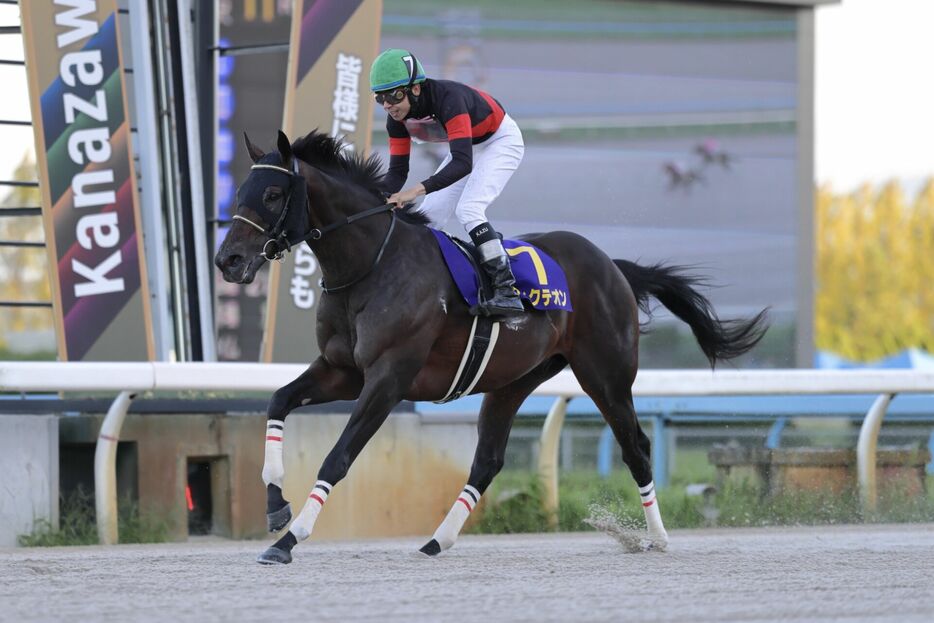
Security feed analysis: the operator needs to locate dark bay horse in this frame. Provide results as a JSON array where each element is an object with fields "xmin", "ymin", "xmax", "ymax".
[{"xmin": 214, "ymin": 131, "xmax": 767, "ymax": 564}]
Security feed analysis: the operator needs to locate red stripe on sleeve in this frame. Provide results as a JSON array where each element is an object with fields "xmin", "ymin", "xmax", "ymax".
[
  {"xmin": 456, "ymin": 497, "xmax": 473, "ymax": 512},
  {"xmin": 265, "ymin": 435, "xmax": 282, "ymax": 442},
  {"xmin": 445, "ymin": 113, "xmax": 472, "ymax": 140},
  {"xmin": 309, "ymin": 493, "xmax": 326, "ymax": 505},
  {"xmin": 389, "ymin": 136, "xmax": 411, "ymax": 156},
  {"xmin": 472, "ymin": 89, "xmax": 505, "ymax": 137}
]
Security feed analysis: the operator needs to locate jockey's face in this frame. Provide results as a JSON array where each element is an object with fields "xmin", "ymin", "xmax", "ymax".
[{"xmin": 380, "ymin": 83, "xmax": 420, "ymax": 122}]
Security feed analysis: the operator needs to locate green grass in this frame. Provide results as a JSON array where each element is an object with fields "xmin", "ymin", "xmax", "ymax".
[
  {"xmin": 467, "ymin": 469, "xmax": 934, "ymax": 535},
  {"xmin": 18, "ymin": 487, "xmax": 169, "ymax": 547}
]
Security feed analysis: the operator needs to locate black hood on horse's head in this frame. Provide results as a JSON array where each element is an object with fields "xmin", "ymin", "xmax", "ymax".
[
  {"xmin": 236, "ymin": 152, "xmax": 292, "ymax": 223},
  {"xmin": 235, "ymin": 147, "xmax": 311, "ymax": 249}
]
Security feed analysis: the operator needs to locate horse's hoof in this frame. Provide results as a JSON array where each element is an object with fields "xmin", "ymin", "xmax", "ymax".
[
  {"xmin": 646, "ymin": 534, "xmax": 669, "ymax": 552},
  {"xmin": 256, "ymin": 546, "xmax": 292, "ymax": 565},
  {"xmin": 418, "ymin": 539, "xmax": 442, "ymax": 557},
  {"xmin": 266, "ymin": 503, "xmax": 292, "ymax": 532}
]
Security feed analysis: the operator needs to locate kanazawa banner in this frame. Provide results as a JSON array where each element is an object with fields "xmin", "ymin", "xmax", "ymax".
[
  {"xmin": 262, "ymin": 0, "xmax": 382, "ymax": 362},
  {"xmin": 21, "ymin": 0, "xmax": 153, "ymax": 360}
]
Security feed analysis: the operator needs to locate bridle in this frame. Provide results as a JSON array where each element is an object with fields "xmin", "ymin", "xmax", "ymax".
[
  {"xmin": 232, "ymin": 159, "xmax": 310, "ymax": 262},
  {"xmin": 232, "ymin": 159, "xmax": 396, "ymax": 293}
]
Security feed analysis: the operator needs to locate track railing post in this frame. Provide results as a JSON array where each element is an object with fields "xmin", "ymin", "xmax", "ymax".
[
  {"xmin": 94, "ymin": 391, "xmax": 135, "ymax": 545},
  {"xmin": 597, "ymin": 425, "xmax": 614, "ymax": 478},
  {"xmin": 652, "ymin": 414, "xmax": 670, "ymax": 488},
  {"xmin": 538, "ymin": 396, "xmax": 569, "ymax": 529},
  {"xmin": 856, "ymin": 393, "xmax": 894, "ymax": 515}
]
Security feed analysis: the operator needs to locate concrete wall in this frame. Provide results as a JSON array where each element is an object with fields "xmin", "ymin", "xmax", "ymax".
[
  {"xmin": 61, "ymin": 412, "xmax": 266, "ymax": 541},
  {"xmin": 59, "ymin": 410, "xmax": 479, "ymax": 542},
  {"xmin": 0, "ymin": 416, "xmax": 58, "ymax": 547},
  {"xmin": 284, "ymin": 413, "xmax": 478, "ymax": 540}
]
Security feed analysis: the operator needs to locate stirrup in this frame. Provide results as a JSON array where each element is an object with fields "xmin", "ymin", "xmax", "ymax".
[{"xmin": 477, "ymin": 295, "xmax": 524, "ymax": 318}]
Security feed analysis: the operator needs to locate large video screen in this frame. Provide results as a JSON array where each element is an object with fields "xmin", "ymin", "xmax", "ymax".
[{"xmin": 374, "ymin": 0, "xmax": 800, "ymax": 366}]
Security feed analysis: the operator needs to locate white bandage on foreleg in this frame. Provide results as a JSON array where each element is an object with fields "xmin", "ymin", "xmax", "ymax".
[
  {"xmin": 289, "ymin": 480, "xmax": 332, "ymax": 541},
  {"xmin": 639, "ymin": 481, "xmax": 668, "ymax": 541},
  {"xmin": 431, "ymin": 485, "xmax": 480, "ymax": 550},
  {"xmin": 261, "ymin": 420, "xmax": 285, "ymax": 488}
]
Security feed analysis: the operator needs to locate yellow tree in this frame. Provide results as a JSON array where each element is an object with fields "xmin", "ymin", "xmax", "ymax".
[
  {"xmin": 869, "ymin": 182, "xmax": 908, "ymax": 357},
  {"xmin": 908, "ymin": 179, "xmax": 934, "ymax": 352},
  {"xmin": 815, "ymin": 180, "xmax": 934, "ymax": 361}
]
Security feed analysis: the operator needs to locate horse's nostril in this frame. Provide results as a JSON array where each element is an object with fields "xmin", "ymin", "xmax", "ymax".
[{"xmin": 217, "ymin": 253, "xmax": 243, "ymax": 272}]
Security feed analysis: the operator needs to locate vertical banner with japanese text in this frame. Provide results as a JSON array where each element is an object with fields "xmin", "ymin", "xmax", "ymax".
[
  {"xmin": 21, "ymin": 0, "xmax": 154, "ymax": 360},
  {"xmin": 262, "ymin": 0, "xmax": 382, "ymax": 362}
]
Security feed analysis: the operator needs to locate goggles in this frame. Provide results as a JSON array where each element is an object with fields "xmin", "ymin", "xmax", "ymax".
[{"xmin": 374, "ymin": 88, "xmax": 408, "ymax": 105}]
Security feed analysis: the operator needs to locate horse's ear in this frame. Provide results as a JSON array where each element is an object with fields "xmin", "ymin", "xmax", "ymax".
[
  {"xmin": 276, "ymin": 130, "xmax": 293, "ymax": 162},
  {"xmin": 243, "ymin": 133, "xmax": 265, "ymax": 163}
]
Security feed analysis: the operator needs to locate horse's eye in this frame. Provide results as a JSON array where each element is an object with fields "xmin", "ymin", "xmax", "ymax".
[{"xmin": 265, "ymin": 189, "xmax": 282, "ymax": 201}]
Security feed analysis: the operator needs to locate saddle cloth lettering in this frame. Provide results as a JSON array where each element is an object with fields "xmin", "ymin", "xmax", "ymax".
[{"xmin": 430, "ymin": 228, "xmax": 573, "ymax": 312}]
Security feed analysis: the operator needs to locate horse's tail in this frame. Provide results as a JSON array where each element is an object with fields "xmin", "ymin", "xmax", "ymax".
[{"xmin": 613, "ymin": 259, "xmax": 769, "ymax": 368}]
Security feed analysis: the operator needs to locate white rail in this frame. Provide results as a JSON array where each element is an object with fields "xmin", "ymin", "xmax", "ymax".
[{"xmin": 3, "ymin": 363, "xmax": 933, "ymax": 540}]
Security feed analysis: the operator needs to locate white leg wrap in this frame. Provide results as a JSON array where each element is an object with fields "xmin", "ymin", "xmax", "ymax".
[
  {"xmin": 261, "ymin": 420, "xmax": 285, "ymax": 488},
  {"xmin": 431, "ymin": 485, "xmax": 480, "ymax": 551},
  {"xmin": 639, "ymin": 481, "xmax": 669, "ymax": 545},
  {"xmin": 289, "ymin": 481, "xmax": 332, "ymax": 541}
]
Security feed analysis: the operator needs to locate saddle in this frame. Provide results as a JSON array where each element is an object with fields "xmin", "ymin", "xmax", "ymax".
[
  {"xmin": 446, "ymin": 235, "xmax": 497, "ymax": 317},
  {"xmin": 433, "ymin": 234, "xmax": 499, "ymax": 404},
  {"xmin": 429, "ymin": 229, "xmax": 573, "ymax": 313},
  {"xmin": 429, "ymin": 229, "xmax": 573, "ymax": 404}
]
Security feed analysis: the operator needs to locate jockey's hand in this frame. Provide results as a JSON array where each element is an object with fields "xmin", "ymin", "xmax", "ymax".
[{"xmin": 387, "ymin": 184, "xmax": 425, "ymax": 208}]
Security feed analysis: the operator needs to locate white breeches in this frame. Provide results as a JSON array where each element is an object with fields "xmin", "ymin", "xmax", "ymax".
[{"xmin": 418, "ymin": 113, "xmax": 524, "ymax": 233}]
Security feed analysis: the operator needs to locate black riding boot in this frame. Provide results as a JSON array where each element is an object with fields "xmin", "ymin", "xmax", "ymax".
[
  {"xmin": 469, "ymin": 222, "xmax": 524, "ymax": 318},
  {"xmin": 479, "ymin": 255, "xmax": 525, "ymax": 318}
]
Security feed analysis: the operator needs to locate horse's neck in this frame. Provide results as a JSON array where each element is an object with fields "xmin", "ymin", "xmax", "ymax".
[{"xmin": 306, "ymin": 184, "xmax": 391, "ymax": 287}]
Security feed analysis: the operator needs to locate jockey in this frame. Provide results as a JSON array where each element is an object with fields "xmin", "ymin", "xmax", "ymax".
[{"xmin": 370, "ymin": 48, "xmax": 525, "ymax": 318}]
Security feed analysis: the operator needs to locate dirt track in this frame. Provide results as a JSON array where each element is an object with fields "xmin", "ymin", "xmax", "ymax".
[{"xmin": 2, "ymin": 524, "xmax": 933, "ymax": 622}]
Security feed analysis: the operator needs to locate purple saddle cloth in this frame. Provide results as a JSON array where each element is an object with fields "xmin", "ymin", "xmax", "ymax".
[{"xmin": 429, "ymin": 228, "xmax": 573, "ymax": 312}]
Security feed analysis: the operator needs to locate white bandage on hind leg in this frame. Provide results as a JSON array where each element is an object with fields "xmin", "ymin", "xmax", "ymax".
[
  {"xmin": 639, "ymin": 481, "xmax": 669, "ymax": 542},
  {"xmin": 431, "ymin": 485, "xmax": 480, "ymax": 550},
  {"xmin": 289, "ymin": 480, "xmax": 332, "ymax": 541},
  {"xmin": 261, "ymin": 420, "xmax": 285, "ymax": 488}
]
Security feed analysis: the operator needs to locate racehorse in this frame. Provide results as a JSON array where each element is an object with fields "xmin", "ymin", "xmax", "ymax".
[{"xmin": 214, "ymin": 130, "xmax": 768, "ymax": 564}]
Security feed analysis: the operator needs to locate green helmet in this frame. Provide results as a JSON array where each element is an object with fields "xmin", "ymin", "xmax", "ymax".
[{"xmin": 369, "ymin": 48, "xmax": 426, "ymax": 92}]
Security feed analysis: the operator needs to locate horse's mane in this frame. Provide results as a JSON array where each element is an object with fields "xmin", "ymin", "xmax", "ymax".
[{"xmin": 290, "ymin": 131, "xmax": 430, "ymax": 226}]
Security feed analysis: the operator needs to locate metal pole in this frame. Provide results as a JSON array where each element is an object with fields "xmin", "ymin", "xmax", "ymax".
[
  {"xmin": 856, "ymin": 393, "xmax": 894, "ymax": 515},
  {"xmin": 597, "ymin": 425, "xmax": 614, "ymax": 478},
  {"xmin": 765, "ymin": 417, "xmax": 789, "ymax": 449},
  {"xmin": 94, "ymin": 391, "xmax": 135, "ymax": 545},
  {"xmin": 129, "ymin": 0, "xmax": 175, "ymax": 361},
  {"xmin": 151, "ymin": 0, "xmax": 192, "ymax": 360},
  {"xmin": 652, "ymin": 414, "xmax": 669, "ymax": 488},
  {"xmin": 176, "ymin": 0, "xmax": 217, "ymax": 361},
  {"xmin": 794, "ymin": 8, "xmax": 816, "ymax": 368},
  {"xmin": 537, "ymin": 396, "xmax": 569, "ymax": 529},
  {"xmin": 164, "ymin": 0, "xmax": 202, "ymax": 361}
]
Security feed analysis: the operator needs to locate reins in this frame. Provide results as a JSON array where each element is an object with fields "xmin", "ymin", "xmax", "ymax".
[
  {"xmin": 233, "ymin": 159, "xmax": 396, "ymax": 293},
  {"xmin": 319, "ymin": 209, "xmax": 396, "ymax": 294}
]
